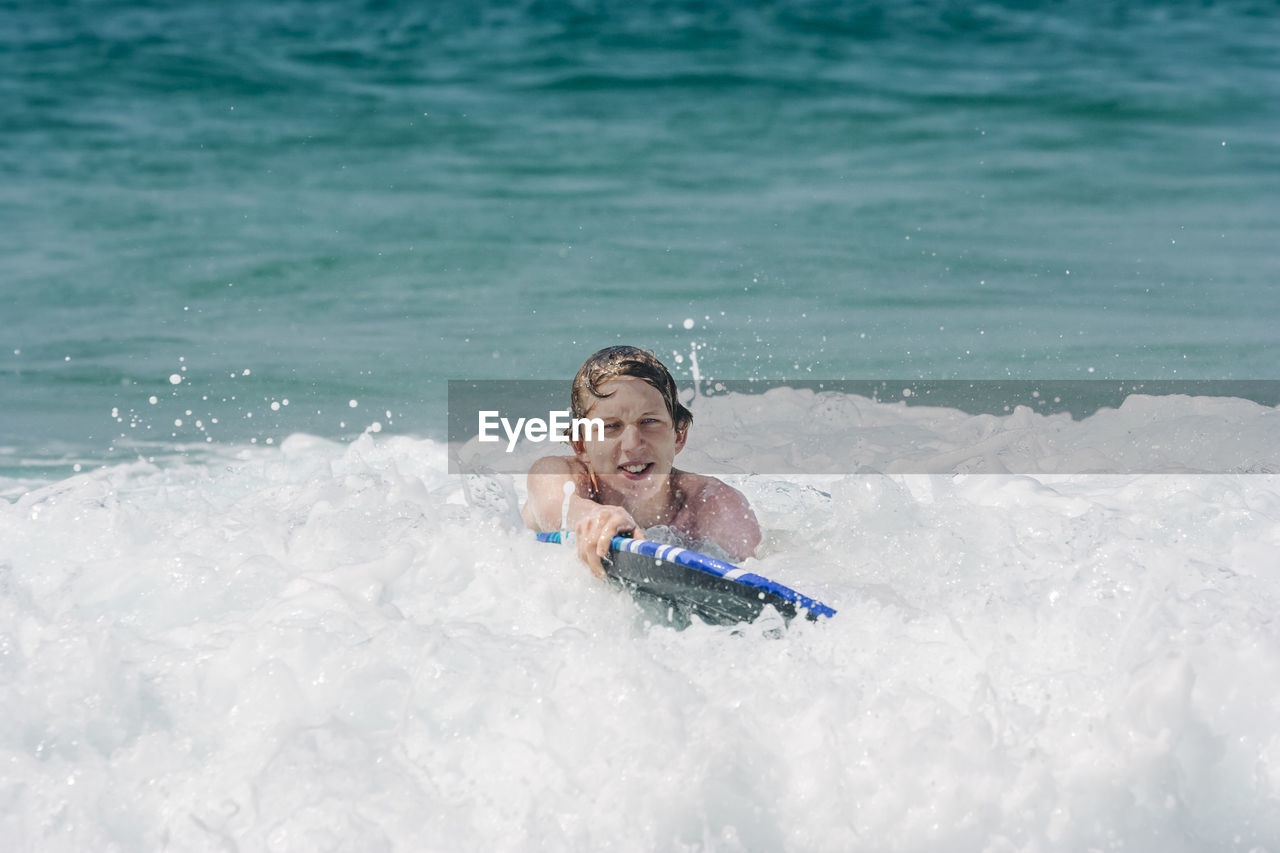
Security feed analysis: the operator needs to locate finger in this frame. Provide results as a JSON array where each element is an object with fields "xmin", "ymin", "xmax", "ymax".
[
  {"xmin": 597, "ymin": 516, "xmax": 621, "ymax": 555},
  {"xmin": 576, "ymin": 520, "xmax": 607, "ymax": 577},
  {"xmin": 601, "ymin": 516, "xmax": 638, "ymax": 554},
  {"xmin": 578, "ymin": 536, "xmax": 605, "ymax": 578}
]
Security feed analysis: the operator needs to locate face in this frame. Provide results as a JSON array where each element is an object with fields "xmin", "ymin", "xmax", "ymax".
[{"xmin": 573, "ymin": 377, "xmax": 687, "ymax": 502}]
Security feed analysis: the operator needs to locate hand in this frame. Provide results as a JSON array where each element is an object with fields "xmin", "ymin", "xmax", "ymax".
[{"xmin": 574, "ymin": 505, "xmax": 645, "ymax": 578}]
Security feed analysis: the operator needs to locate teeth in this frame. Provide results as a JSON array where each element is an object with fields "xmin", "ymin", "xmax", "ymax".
[{"xmin": 623, "ymin": 464, "xmax": 647, "ymax": 474}]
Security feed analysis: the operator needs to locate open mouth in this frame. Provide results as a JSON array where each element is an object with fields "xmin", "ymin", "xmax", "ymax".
[{"xmin": 618, "ymin": 462, "xmax": 653, "ymax": 479}]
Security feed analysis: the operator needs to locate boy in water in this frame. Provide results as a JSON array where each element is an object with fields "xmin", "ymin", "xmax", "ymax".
[{"xmin": 522, "ymin": 345, "xmax": 761, "ymax": 576}]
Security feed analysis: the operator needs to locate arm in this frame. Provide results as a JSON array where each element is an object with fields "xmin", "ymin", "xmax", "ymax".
[{"xmin": 522, "ymin": 456, "xmax": 645, "ymax": 577}]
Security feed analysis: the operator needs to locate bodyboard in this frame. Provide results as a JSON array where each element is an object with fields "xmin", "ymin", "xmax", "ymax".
[{"xmin": 536, "ymin": 532, "xmax": 836, "ymax": 628}]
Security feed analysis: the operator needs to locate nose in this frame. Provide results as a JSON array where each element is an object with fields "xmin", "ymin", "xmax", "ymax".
[{"xmin": 619, "ymin": 423, "xmax": 643, "ymax": 451}]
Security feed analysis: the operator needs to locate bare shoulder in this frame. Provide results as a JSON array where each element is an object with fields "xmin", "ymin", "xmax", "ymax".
[
  {"xmin": 522, "ymin": 455, "xmax": 596, "ymax": 531},
  {"xmin": 677, "ymin": 472, "xmax": 748, "ymax": 510},
  {"xmin": 673, "ymin": 472, "xmax": 761, "ymax": 560},
  {"xmin": 526, "ymin": 455, "xmax": 587, "ymax": 477}
]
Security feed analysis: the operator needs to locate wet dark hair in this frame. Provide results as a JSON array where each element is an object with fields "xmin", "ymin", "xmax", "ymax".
[{"xmin": 570, "ymin": 346, "xmax": 693, "ymax": 433}]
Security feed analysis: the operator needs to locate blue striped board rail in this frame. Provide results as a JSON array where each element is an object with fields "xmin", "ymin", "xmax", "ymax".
[{"xmin": 536, "ymin": 532, "xmax": 836, "ymax": 628}]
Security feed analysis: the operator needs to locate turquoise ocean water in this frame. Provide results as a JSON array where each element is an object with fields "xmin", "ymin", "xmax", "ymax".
[{"xmin": 3, "ymin": 0, "xmax": 1278, "ymax": 472}]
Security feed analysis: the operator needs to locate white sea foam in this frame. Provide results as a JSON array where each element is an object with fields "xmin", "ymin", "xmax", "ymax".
[{"xmin": 2, "ymin": 392, "xmax": 1279, "ymax": 851}]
